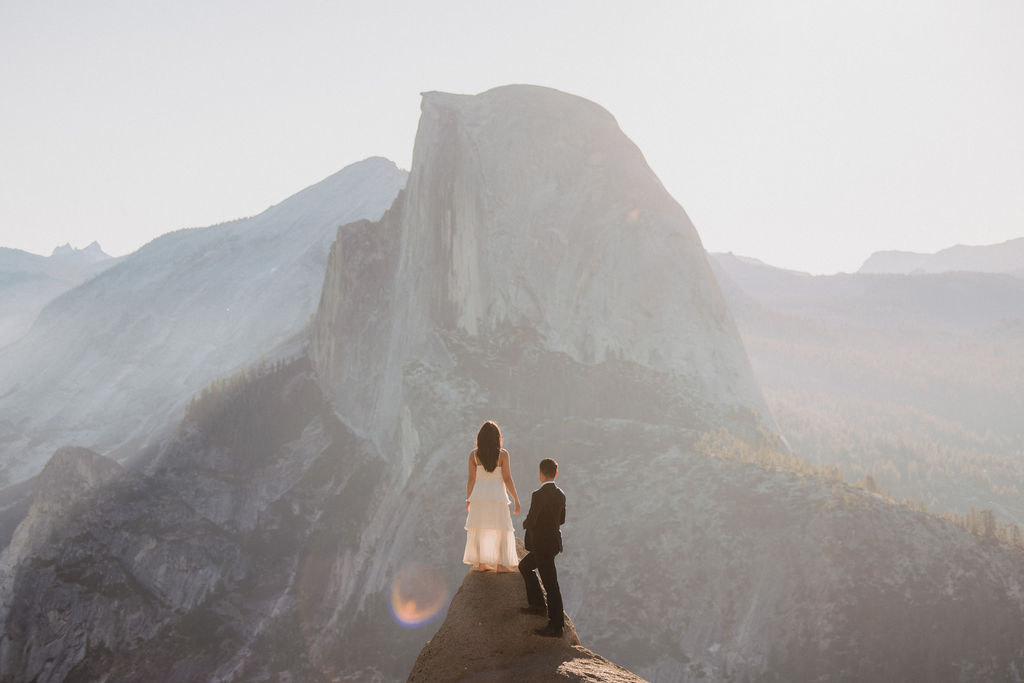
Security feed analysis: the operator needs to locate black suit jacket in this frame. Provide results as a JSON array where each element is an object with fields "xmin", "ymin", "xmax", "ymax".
[{"xmin": 523, "ymin": 482, "xmax": 565, "ymax": 556}]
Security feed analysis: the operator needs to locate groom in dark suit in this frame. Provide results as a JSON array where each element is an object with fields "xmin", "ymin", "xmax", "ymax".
[{"xmin": 519, "ymin": 458, "xmax": 566, "ymax": 637}]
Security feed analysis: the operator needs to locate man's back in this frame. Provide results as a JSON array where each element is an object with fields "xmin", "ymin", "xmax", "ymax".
[{"xmin": 524, "ymin": 482, "xmax": 565, "ymax": 555}]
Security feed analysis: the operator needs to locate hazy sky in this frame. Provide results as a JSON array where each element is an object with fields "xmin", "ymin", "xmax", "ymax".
[{"xmin": 2, "ymin": 0, "xmax": 1022, "ymax": 274}]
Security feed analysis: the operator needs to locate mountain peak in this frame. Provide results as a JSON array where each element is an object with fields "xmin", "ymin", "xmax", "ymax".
[
  {"xmin": 312, "ymin": 84, "xmax": 774, "ymax": 443},
  {"xmin": 858, "ymin": 236, "xmax": 1024, "ymax": 275},
  {"xmin": 404, "ymin": 84, "xmax": 728, "ymax": 366},
  {"xmin": 50, "ymin": 241, "xmax": 110, "ymax": 264},
  {"xmin": 419, "ymin": 84, "xmax": 618, "ymax": 125}
]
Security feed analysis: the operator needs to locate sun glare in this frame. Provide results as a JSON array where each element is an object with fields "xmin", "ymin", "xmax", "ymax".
[{"xmin": 390, "ymin": 563, "xmax": 449, "ymax": 627}]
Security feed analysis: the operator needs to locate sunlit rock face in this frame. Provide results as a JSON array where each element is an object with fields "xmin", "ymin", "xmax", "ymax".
[
  {"xmin": 0, "ymin": 157, "xmax": 407, "ymax": 485},
  {"xmin": 311, "ymin": 85, "xmax": 772, "ymax": 445}
]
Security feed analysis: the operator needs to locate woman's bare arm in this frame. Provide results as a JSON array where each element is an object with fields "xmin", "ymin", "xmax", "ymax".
[
  {"xmin": 466, "ymin": 451, "xmax": 477, "ymax": 511},
  {"xmin": 499, "ymin": 449, "xmax": 521, "ymax": 514}
]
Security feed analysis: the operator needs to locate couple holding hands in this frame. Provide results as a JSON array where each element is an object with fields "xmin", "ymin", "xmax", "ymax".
[{"xmin": 462, "ymin": 421, "xmax": 566, "ymax": 638}]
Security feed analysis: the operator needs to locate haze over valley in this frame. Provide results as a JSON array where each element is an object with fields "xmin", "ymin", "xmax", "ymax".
[
  {"xmin": 711, "ymin": 250, "xmax": 1024, "ymax": 533},
  {"xmin": 0, "ymin": 158, "xmax": 406, "ymax": 486}
]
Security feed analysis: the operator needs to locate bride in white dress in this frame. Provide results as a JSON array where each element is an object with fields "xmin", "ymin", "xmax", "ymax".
[{"xmin": 464, "ymin": 421, "xmax": 522, "ymax": 572}]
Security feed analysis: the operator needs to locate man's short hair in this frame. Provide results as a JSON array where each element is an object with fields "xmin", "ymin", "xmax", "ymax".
[{"xmin": 539, "ymin": 458, "xmax": 558, "ymax": 478}]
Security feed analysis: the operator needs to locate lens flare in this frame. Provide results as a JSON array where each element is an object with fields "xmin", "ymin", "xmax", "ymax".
[{"xmin": 390, "ymin": 563, "xmax": 448, "ymax": 627}]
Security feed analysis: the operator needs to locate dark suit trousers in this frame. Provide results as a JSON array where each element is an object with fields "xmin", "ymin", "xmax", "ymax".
[{"xmin": 518, "ymin": 551, "xmax": 564, "ymax": 629}]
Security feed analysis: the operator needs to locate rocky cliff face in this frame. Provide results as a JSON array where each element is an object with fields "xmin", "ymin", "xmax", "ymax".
[
  {"xmin": 0, "ymin": 157, "xmax": 406, "ymax": 485},
  {"xmin": 0, "ymin": 359, "xmax": 340, "ymax": 682},
  {"xmin": 0, "ymin": 447, "xmax": 122, "ymax": 650},
  {"xmin": 311, "ymin": 86, "xmax": 772, "ymax": 447},
  {"xmin": 2, "ymin": 447, "xmax": 122, "ymax": 565}
]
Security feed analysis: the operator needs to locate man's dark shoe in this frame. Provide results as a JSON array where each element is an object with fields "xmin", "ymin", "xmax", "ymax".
[
  {"xmin": 520, "ymin": 605, "xmax": 546, "ymax": 616},
  {"xmin": 534, "ymin": 625, "xmax": 564, "ymax": 638}
]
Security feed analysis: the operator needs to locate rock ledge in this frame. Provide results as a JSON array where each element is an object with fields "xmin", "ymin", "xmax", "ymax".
[{"xmin": 409, "ymin": 557, "xmax": 645, "ymax": 682}]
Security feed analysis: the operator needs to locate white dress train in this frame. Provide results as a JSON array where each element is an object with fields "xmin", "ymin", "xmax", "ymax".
[{"xmin": 463, "ymin": 465, "xmax": 518, "ymax": 568}]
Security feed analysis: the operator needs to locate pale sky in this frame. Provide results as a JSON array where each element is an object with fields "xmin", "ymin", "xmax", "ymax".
[{"xmin": 2, "ymin": 0, "xmax": 1022, "ymax": 274}]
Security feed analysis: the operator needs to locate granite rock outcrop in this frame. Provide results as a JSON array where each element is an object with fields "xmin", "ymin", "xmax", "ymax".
[
  {"xmin": 311, "ymin": 86, "xmax": 774, "ymax": 448},
  {"xmin": 409, "ymin": 556, "xmax": 645, "ymax": 683}
]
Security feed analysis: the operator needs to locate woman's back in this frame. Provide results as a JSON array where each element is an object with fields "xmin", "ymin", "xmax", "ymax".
[
  {"xmin": 469, "ymin": 457, "xmax": 510, "ymax": 503},
  {"xmin": 464, "ymin": 422, "xmax": 519, "ymax": 571},
  {"xmin": 476, "ymin": 463, "xmax": 503, "ymax": 479}
]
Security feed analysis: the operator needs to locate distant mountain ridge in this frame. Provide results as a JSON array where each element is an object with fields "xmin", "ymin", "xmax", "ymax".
[
  {"xmin": 0, "ymin": 241, "xmax": 111, "ymax": 269},
  {"xmin": 0, "ymin": 243, "xmax": 117, "ymax": 349},
  {"xmin": 0, "ymin": 157, "xmax": 407, "ymax": 484},
  {"xmin": 50, "ymin": 241, "xmax": 111, "ymax": 264},
  {"xmin": 710, "ymin": 251, "xmax": 1024, "ymax": 529},
  {"xmin": 859, "ymin": 236, "xmax": 1024, "ymax": 275}
]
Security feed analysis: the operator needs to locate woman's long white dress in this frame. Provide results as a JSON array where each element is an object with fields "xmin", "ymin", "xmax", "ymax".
[{"xmin": 463, "ymin": 464, "xmax": 518, "ymax": 568}]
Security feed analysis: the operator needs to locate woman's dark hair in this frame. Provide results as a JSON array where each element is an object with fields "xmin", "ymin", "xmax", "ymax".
[{"xmin": 476, "ymin": 421, "xmax": 502, "ymax": 472}]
